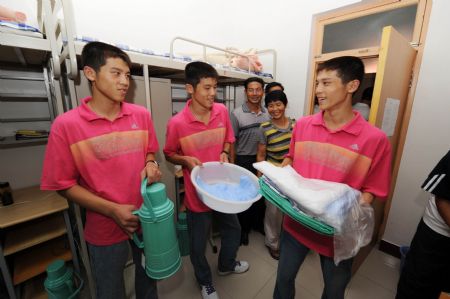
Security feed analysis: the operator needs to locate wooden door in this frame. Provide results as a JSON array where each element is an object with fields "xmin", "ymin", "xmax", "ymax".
[
  {"xmin": 369, "ymin": 26, "xmax": 417, "ymax": 157},
  {"xmin": 353, "ymin": 26, "xmax": 416, "ymax": 273}
]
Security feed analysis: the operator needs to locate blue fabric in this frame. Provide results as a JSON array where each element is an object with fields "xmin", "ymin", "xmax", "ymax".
[
  {"xmin": 196, "ymin": 175, "xmax": 259, "ymax": 201},
  {"xmin": 322, "ymin": 189, "xmax": 356, "ymax": 228},
  {"xmin": 0, "ymin": 20, "xmax": 40, "ymax": 32}
]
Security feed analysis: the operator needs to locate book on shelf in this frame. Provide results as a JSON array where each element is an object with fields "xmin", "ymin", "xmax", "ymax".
[{"xmin": 15, "ymin": 130, "xmax": 49, "ymax": 140}]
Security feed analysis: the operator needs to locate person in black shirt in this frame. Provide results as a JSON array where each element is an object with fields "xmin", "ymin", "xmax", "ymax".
[{"xmin": 396, "ymin": 150, "xmax": 450, "ymax": 299}]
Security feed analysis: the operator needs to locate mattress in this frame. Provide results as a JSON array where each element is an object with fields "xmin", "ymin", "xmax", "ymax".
[
  {"xmin": 74, "ymin": 35, "xmax": 273, "ymax": 79},
  {"xmin": 0, "ymin": 20, "xmax": 43, "ymax": 38}
]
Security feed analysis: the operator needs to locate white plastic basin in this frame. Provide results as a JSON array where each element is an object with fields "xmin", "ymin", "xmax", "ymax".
[{"xmin": 190, "ymin": 162, "xmax": 262, "ymax": 214}]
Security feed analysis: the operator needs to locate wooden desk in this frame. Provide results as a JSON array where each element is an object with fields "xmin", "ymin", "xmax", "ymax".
[{"xmin": 0, "ymin": 186, "xmax": 79, "ymax": 299}]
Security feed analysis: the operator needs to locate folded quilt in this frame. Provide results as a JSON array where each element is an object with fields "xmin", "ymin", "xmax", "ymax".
[
  {"xmin": 253, "ymin": 161, "xmax": 360, "ymax": 227},
  {"xmin": 259, "ymin": 177, "xmax": 334, "ymax": 236}
]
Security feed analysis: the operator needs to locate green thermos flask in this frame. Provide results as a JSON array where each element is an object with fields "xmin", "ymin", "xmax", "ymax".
[
  {"xmin": 133, "ymin": 180, "xmax": 182, "ymax": 279},
  {"xmin": 177, "ymin": 212, "xmax": 190, "ymax": 256},
  {"xmin": 44, "ymin": 259, "xmax": 83, "ymax": 299}
]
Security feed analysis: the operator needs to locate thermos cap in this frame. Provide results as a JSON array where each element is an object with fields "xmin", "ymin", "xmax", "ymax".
[{"xmin": 46, "ymin": 259, "xmax": 67, "ymax": 280}]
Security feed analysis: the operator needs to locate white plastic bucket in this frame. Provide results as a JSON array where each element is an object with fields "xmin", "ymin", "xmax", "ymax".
[{"xmin": 190, "ymin": 162, "xmax": 261, "ymax": 214}]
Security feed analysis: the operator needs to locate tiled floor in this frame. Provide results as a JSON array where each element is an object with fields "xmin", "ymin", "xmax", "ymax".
[{"xmin": 123, "ymin": 231, "xmax": 401, "ymax": 299}]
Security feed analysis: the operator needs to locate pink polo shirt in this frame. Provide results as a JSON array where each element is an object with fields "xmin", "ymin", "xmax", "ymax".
[
  {"xmin": 41, "ymin": 97, "xmax": 159, "ymax": 245},
  {"xmin": 284, "ymin": 111, "xmax": 391, "ymax": 257},
  {"xmin": 164, "ymin": 100, "xmax": 235, "ymax": 212}
]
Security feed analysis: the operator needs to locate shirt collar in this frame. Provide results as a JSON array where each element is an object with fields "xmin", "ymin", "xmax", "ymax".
[
  {"xmin": 78, "ymin": 96, "xmax": 132, "ymax": 121},
  {"xmin": 311, "ymin": 110, "xmax": 365, "ymax": 136},
  {"xmin": 242, "ymin": 102, "xmax": 266, "ymax": 114},
  {"xmin": 183, "ymin": 99, "xmax": 220, "ymax": 123}
]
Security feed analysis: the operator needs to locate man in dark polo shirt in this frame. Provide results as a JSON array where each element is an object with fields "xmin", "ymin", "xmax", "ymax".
[{"xmin": 231, "ymin": 77, "xmax": 270, "ymax": 245}]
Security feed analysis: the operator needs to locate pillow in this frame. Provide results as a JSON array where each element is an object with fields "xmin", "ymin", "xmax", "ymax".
[
  {"xmin": 229, "ymin": 48, "xmax": 263, "ymax": 73},
  {"xmin": 0, "ymin": 0, "xmax": 39, "ymax": 31}
]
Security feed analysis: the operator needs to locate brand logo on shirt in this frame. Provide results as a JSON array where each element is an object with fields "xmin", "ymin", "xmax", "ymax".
[
  {"xmin": 350, "ymin": 144, "xmax": 359, "ymax": 151},
  {"xmin": 131, "ymin": 123, "xmax": 139, "ymax": 129}
]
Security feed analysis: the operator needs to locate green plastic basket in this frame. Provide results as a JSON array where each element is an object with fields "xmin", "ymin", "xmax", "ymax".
[{"xmin": 259, "ymin": 178, "xmax": 334, "ymax": 236}]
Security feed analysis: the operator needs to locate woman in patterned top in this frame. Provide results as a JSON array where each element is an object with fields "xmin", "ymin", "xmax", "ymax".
[{"xmin": 256, "ymin": 90, "xmax": 294, "ymax": 259}]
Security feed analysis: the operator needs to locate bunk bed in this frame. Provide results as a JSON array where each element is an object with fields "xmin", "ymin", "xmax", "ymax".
[
  {"xmin": 0, "ymin": 0, "xmax": 60, "ymax": 71},
  {"xmin": 60, "ymin": 34, "xmax": 277, "ymax": 110},
  {"xmin": 0, "ymin": 2, "xmax": 81, "ymax": 299},
  {"xmin": 0, "ymin": 0, "xmax": 68, "ymax": 148}
]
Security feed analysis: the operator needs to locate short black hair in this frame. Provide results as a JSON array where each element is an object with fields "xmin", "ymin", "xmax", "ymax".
[
  {"xmin": 244, "ymin": 77, "xmax": 265, "ymax": 90},
  {"xmin": 81, "ymin": 41, "xmax": 132, "ymax": 72},
  {"xmin": 265, "ymin": 82, "xmax": 284, "ymax": 94},
  {"xmin": 317, "ymin": 56, "xmax": 364, "ymax": 86},
  {"xmin": 264, "ymin": 90, "xmax": 288, "ymax": 108},
  {"xmin": 185, "ymin": 61, "xmax": 219, "ymax": 89}
]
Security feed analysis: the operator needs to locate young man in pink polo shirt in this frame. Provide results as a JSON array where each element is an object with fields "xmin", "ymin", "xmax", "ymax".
[
  {"xmin": 164, "ymin": 61, "xmax": 249, "ymax": 299},
  {"xmin": 41, "ymin": 42, "xmax": 161, "ymax": 299},
  {"xmin": 274, "ymin": 56, "xmax": 392, "ymax": 299}
]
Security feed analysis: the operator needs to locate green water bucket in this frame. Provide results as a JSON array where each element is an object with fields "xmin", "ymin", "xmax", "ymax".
[
  {"xmin": 133, "ymin": 180, "xmax": 181, "ymax": 279},
  {"xmin": 177, "ymin": 212, "xmax": 190, "ymax": 256},
  {"xmin": 44, "ymin": 260, "xmax": 83, "ymax": 299}
]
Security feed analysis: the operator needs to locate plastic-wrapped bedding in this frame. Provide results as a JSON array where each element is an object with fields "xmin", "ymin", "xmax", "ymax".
[
  {"xmin": 259, "ymin": 176, "xmax": 334, "ymax": 236},
  {"xmin": 254, "ymin": 161, "xmax": 375, "ymax": 264}
]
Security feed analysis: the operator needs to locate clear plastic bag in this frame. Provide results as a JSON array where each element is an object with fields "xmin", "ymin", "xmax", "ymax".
[
  {"xmin": 309, "ymin": 187, "xmax": 374, "ymax": 265},
  {"xmin": 332, "ymin": 201, "xmax": 374, "ymax": 265}
]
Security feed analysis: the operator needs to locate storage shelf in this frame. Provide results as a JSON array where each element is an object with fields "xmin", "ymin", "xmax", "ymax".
[
  {"xmin": 0, "ymin": 136, "xmax": 48, "ymax": 148},
  {"xmin": 4, "ymin": 213, "xmax": 67, "ymax": 256},
  {"xmin": 0, "ymin": 75, "xmax": 44, "ymax": 81},
  {"xmin": 0, "ymin": 117, "xmax": 51, "ymax": 122},
  {"xmin": 13, "ymin": 237, "xmax": 72, "ymax": 285},
  {"xmin": 0, "ymin": 92, "xmax": 48, "ymax": 99}
]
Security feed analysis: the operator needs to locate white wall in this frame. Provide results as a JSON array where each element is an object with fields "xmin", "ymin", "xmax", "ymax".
[
  {"xmin": 0, "ymin": 145, "xmax": 46, "ymax": 189},
  {"xmin": 72, "ymin": 0, "xmax": 359, "ymax": 119},
  {"xmin": 382, "ymin": 0, "xmax": 450, "ymax": 246}
]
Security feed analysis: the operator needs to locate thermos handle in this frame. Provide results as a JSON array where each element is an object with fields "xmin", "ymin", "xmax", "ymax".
[
  {"xmin": 67, "ymin": 270, "xmax": 84, "ymax": 299},
  {"xmin": 141, "ymin": 178, "xmax": 156, "ymax": 221},
  {"xmin": 132, "ymin": 210, "xmax": 145, "ymax": 249}
]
